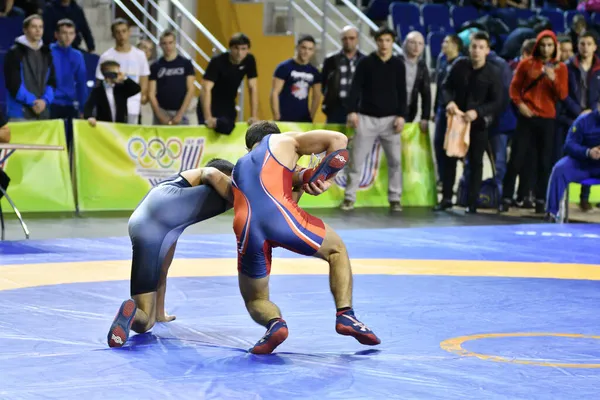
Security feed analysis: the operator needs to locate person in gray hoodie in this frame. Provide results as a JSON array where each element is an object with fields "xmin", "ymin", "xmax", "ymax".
[{"xmin": 4, "ymin": 14, "xmax": 56, "ymax": 120}]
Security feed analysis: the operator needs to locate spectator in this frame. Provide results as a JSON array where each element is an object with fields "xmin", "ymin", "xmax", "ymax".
[
  {"xmin": 342, "ymin": 26, "xmax": 406, "ymax": 212},
  {"xmin": 558, "ymin": 35, "xmax": 574, "ymax": 62},
  {"xmin": 560, "ymin": 31, "xmax": 600, "ymax": 211},
  {"xmin": 4, "ymin": 14, "xmax": 56, "ymax": 121},
  {"xmin": 509, "ymin": 38, "xmax": 536, "ymax": 71},
  {"xmin": 491, "ymin": 0, "xmax": 529, "ymax": 8},
  {"xmin": 566, "ymin": 15, "xmax": 589, "ymax": 49},
  {"xmin": 149, "ymin": 31, "xmax": 195, "ymax": 126},
  {"xmin": 433, "ymin": 34, "xmax": 462, "ymax": 185},
  {"xmin": 545, "ymin": 109, "xmax": 600, "ymax": 221},
  {"xmin": 501, "ymin": 27, "xmax": 537, "ymax": 60},
  {"xmin": 13, "ymin": 0, "xmax": 42, "ymax": 16},
  {"xmin": 463, "ymin": 37, "xmax": 516, "ymax": 201},
  {"xmin": 0, "ymin": 109, "xmax": 9, "ymax": 142},
  {"xmin": 271, "ymin": 35, "xmax": 322, "ymax": 123},
  {"xmin": 402, "ymin": 31, "xmax": 430, "ymax": 134},
  {"xmin": 50, "ymin": 18, "xmax": 87, "ymax": 150},
  {"xmin": 501, "ymin": 30, "xmax": 569, "ymax": 214},
  {"xmin": 137, "ymin": 39, "xmax": 154, "ymax": 61},
  {"xmin": 321, "ymin": 25, "xmax": 364, "ymax": 124},
  {"xmin": 43, "ymin": 0, "xmax": 95, "ymax": 53},
  {"xmin": 0, "ymin": 0, "xmax": 25, "ymax": 16},
  {"xmin": 198, "ymin": 33, "xmax": 258, "ymax": 134},
  {"xmin": 96, "ymin": 18, "xmax": 150, "ymax": 124},
  {"xmin": 84, "ymin": 60, "xmax": 141, "ymax": 126},
  {"xmin": 435, "ymin": 31, "xmax": 503, "ymax": 213},
  {"xmin": 0, "ymin": 109, "xmax": 9, "ymax": 202}
]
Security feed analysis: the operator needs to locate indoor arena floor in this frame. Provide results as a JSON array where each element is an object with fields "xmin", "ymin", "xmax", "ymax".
[{"xmin": 1, "ymin": 208, "xmax": 599, "ymax": 399}]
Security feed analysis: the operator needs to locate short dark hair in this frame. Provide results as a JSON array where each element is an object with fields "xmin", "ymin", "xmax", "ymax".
[
  {"xmin": 229, "ymin": 33, "xmax": 251, "ymax": 48},
  {"xmin": 470, "ymin": 31, "xmax": 490, "ymax": 46},
  {"xmin": 558, "ymin": 35, "xmax": 572, "ymax": 44},
  {"xmin": 579, "ymin": 30, "xmax": 598, "ymax": 44},
  {"xmin": 374, "ymin": 26, "xmax": 396, "ymax": 41},
  {"xmin": 111, "ymin": 18, "xmax": 129, "ymax": 34},
  {"xmin": 56, "ymin": 19, "xmax": 75, "ymax": 32},
  {"xmin": 100, "ymin": 60, "xmax": 120, "ymax": 72},
  {"xmin": 205, "ymin": 158, "xmax": 234, "ymax": 175},
  {"xmin": 160, "ymin": 30, "xmax": 176, "ymax": 41},
  {"xmin": 446, "ymin": 33, "xmax": 463, "ymax": 53},
  {"xmin": 23, "ymin": 14, "xmax": 42, "ymax": 29},
  {"xmin": 522, "ymin": 38, "xmax": 536, "ymax": 55},
  {"xmin": 297, "ymin": 34, "xmax": 315, "ymax": 46},
  {"xmin": 245, "ymin": 121, "xmax": 281, "ymax": 149}
]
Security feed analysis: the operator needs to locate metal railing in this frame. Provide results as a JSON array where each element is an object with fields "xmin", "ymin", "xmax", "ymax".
[
  {"xmin": 284, "ymin": 0, "xmax": 403, "ymax": 63},
  {"xmin": 112, "ymin": 0, "xmax": 247, "ymax": 121}
]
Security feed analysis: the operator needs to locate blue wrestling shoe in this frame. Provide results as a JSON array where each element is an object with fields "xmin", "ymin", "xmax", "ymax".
[
  {"xmin": 249, "ymin": 318, "xmax": 289, "ymax": 355},
  {"xmin": 107, "ymin": 299, "xmax": 137, "ymax": 348},
  {"xmin": 335, "ymin": 309, "xmax": 381, "ymax": 346},
  {"xmin": 300, "ymin": 149, "xmax": 349, "ymax": 184}
]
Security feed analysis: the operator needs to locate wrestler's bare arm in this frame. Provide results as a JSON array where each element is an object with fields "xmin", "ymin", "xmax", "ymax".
[
  {"xmin": 199, "ymin": 167, "xmax": 233, "ymax": 202},
  {"xmin": 285, "ymin": 130, "xmax": 348, "ymax": 157}
]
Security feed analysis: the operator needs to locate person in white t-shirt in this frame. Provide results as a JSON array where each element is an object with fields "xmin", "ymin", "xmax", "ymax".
[{"xmin": 95, "ymin": 18, "xmax": 150, "ymax": 124}]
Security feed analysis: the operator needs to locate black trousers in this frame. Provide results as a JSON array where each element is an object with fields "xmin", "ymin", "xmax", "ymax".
[
  {"xmin": 503, "ymin": 116, "xmax": 555, "ymax": 202},
  {"xmin": 442, "ymin": 127, "xmax": 488, "ymax": 208},
  {"xmin": 0, "ymin": 168, "xmax": 10, "ymax": 200}
]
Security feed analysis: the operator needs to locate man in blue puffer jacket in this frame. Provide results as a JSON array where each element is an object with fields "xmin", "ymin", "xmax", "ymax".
[
  {"xmin": 50, "ymin": 18, "xmax": 88, "ymax": 150},
  {"xmin": 557, "ymin": 31, "xmax": 600, "ymax": 210},
  {"xmin": 4, "ymin": 15, "xmax": 56, "ymax": 120}
]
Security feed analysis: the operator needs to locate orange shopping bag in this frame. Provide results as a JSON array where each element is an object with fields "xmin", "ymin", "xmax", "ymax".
[{"xmin": 443, "ymin": 112, "xmax": 471, "ymax": 158}]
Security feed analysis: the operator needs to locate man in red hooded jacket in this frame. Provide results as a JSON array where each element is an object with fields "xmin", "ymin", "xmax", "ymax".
[{"xmin": 500, "ymin": 30, "xmax": 569, "ymax": 214}]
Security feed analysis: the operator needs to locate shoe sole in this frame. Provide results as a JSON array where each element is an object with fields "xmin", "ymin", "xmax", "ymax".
[
  {"xmin": 250, "ymin": 326, "xmax": 289, "ymax": 355},
  {"xmin": 336, "ymin": 324, "xmax": 381, "ymax": 346},
  {"xmin": 107, "ymin": 299, "xmax": 137, "ymax": 348},
  {"xmin": 309, "ymin": 149, "xmax": 349, "ymax": 183}
]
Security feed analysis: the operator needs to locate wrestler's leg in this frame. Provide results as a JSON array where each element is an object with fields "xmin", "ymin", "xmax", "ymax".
[
  {"xmin": 155, "ymin": 241, "xmax": 177, "ymax": 323},
  {"xmin": 238, "ymin": 245, "xmax": 288, "ymax": 354},
  {"xmin": 313, "ymin": 223, "xmax": 352, "ymax": 309},
  {"xmin": 313, "ymin": 223, "xmax": 380, "ymax": 346},
  {"xmin": 130, "ymin": 241, "xmax": 177, "ymax": 332},
  {"xmin": 238, "ymin": 273, "xmax": 281, "ymax": 326}
]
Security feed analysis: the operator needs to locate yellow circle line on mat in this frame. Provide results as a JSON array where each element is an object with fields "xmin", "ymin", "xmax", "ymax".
[
  {"xmin": 440, "ymin": 332, "xmax": 600, "ymax": 368},
  {"xmin": 0, "ymin": 258, "xmax": 599, "ymax": 291}
]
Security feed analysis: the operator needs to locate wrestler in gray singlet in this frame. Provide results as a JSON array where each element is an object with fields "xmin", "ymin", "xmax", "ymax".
[{"xmin": 128, "ymin": 170, "xmax": 231, "ymax": 296}]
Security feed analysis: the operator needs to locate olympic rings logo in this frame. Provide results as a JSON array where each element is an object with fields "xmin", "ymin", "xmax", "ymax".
[{"xmin": 127, "ymin": 137, "xmax": 183, "ymax": 169}]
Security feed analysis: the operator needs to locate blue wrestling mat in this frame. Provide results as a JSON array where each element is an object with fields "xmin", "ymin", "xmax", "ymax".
[{"xmin": 1, "ymin": 223, "xmax": 600, "ymax": 399}]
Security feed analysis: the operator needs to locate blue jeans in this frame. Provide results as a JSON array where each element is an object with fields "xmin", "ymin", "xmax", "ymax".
[
  {"xmin": 546, "ymin": 156, "xmax": 600, "ymax": 216},
  {"xmin": 463, "ymin": 133, "xmax": 510, "ymax": 198}
]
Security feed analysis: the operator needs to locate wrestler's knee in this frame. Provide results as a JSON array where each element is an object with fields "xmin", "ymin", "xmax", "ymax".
[{"xmin": 315, "ymin": 224, "xmax": 346, "ymax": 261}]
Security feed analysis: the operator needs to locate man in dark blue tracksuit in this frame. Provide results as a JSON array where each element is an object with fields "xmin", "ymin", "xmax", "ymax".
[
  {"xmin": 50, "ymin": 18, "xmax": 88, "ymax": 150},
  {"xmin": 558, "ymin": 31, "xmax": 600, "ymax": 210},
  {"xmin": 546, "ymin": 110, "xmax": 600, "ymax": 219},
  {"xmin": 42, "ymin": 0, "xmax": 95, "ymax": 53}
]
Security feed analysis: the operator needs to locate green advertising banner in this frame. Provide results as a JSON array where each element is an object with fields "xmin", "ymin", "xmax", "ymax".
[
  {"xmin": 73, "ymin": 120, "xmax": 438, "ymax": 211},
  {"xmin": 0, "ymin": 120, "xmax": 75, "ymax": 213}
]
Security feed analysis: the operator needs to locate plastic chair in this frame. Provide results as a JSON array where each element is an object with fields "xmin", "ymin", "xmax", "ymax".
[
  {"xmin": 560, "ymin": 178, "xmax": 600, "ymax": 223},
  {"xmin": 422, "ymin": 4, "xmax": 452, "ymax": 33}
]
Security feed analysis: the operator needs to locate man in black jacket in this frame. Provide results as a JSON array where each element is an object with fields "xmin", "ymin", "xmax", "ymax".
[
  {"xmin": 435, "ymin": 31, "xmax": 503, "ymax": 213},
  {"xmin": 4, "ymin": 14, "xmax": 56, "ymax": 120},
  {"xmin": 402, "ymin": 31, "xmax": 431, "ymax": 133},
  {"xmin": 84, "ymin": 60, "xmax": 141, "ymax": 126},
  {"xmin": 321, "ymin": 26, "xmax": 364, "ymax": 124},
  {"xmin": 342, "ymin": 26, "xmax": 407, "ymax": 212}
]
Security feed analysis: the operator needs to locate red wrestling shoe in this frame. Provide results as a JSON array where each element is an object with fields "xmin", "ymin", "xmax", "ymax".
[
  {"xmin": 249, "ymin": 318, "xmax": 289, "ymax": 354},
  {"xmin": 107, "ymin": 299, "xmax": 137, "ymax": 348},
  {"xmin": 300, "ymin": 149, "xmax": 349, "ymax": 184},
  {"xmin": 335, "ymin": 309, "xmax": 381, "ymax": 346}
]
